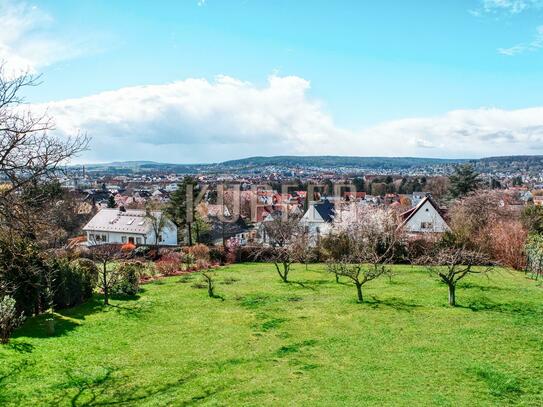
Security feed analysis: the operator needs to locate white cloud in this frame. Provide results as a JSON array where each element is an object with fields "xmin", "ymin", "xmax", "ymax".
[
  {"xmin": 480, "ymin": 0, "xmax": 543, "ymax": 14},
  {"xmin": 498, "ymin": 25, "xmax": 543, "ymax": 55},
  {"xmin": 31, "ymin": 75, "xmax": 543, "ymax": 163},
  {"xmin": 0, "ymin": 0, "xmax": 83, "ymax": 76}
]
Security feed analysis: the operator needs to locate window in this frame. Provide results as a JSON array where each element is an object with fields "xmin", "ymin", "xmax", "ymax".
[
  {"xmin": 129, "ymin": 237, "xmax": 135, "ymax": 244},
  {"xmin": 421, "ymin": 222, "xmax": 433, "ymax": 230},
  {"xmin": 121, "ymin": 236, "xmax": 127, "ymax": 243},
  {"xmin": 89, "ymin": 233, "xmax": 94, "ymax": 241},
  {"xmin": 136, "ymin": 237, "xmax": 142, "ymax": 245},
  {"xmin": 101, "ymin": 235, "xmax": 107, "ymax": 242},
  {"xmin": 158, "ymin": 234, "xmax": 163, "ymax": 242}
]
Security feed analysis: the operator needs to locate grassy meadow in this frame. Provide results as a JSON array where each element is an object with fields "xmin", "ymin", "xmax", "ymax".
[{"xmin": 1, "ymin": 263, "xmax": 542, "ymax": 406}]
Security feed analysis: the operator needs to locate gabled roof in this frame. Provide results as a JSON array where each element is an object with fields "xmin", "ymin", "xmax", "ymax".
[
  {"xmin": 82, "ymin": 208, "xmax": 167, "ymax": 235},
  {"xmin": 206, "ymin": 215, "xmax": 251, "ymax": 241},
  {"xmin": 314, "ymin": 199, "xmax": 335, "ymax": 222},
  {"xmin": 399, "ymin": 195, "xmax": 445, "ymax": 228}
]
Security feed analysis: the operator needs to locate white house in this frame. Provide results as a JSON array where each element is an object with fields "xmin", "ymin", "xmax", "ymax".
[
  {"xmin": 398, "ymin": 196, "xmax": 449, "ymax": 234},
  {"xmin": 300, "ymin": 199, "xmax": 335, "ymax": 241},
  {"xmin": 83, "ymin": 208, "xmax": 177, "ymax": 246}
]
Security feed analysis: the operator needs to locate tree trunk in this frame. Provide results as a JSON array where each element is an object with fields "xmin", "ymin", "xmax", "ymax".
[
  {"xmin": 282, "ymin": 263, "xmax": 289, "ymax": 282},
  {"xmin": 275, "ymin": 263, "xmax": 288, "ymax": 282},
  {"xmin": 207, "ymin": 279, "xmax": 214, "ymax": 298},
  {"xmin": 448, "ymin": 283, "xmax": 456, "ymax": 306},
  {"xmin": 102, "ymin": 264, "xmax": 109, "ymax": 305},
  {"xmin": 355, "ymin": 282, "xmax": 363, "ymax": 303},
  {"xmin": 187, "ymin": 222, "xmax": 193, "ymax": 246}
]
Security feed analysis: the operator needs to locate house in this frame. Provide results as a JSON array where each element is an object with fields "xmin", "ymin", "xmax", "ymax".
[
  {"xmin": 300, "ymin": 199, "xmax": 335, "ymax": 240},
  {"xmin": 398, "ymin": 195, "xmax": 449, "ymax": 234},
  {"xmin": 83, "ymin": 208, "xmax": 177, "ymax": 246},
  {"xmin": 203, "ymin": 215, "xmax": 253, "ymax": 246}
]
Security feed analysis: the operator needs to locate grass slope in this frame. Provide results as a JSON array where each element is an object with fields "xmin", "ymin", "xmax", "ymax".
[{"xmin": 1, "ymin": 264, "xmax": 542, "ymax": 406}]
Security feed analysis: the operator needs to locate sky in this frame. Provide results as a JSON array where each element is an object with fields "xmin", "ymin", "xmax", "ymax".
[{"xmin": 2, "ymin": 0, "xmax": 543, "ymax": 163}]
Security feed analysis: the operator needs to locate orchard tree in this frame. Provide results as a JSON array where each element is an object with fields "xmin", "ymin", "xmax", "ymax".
[
  {"xmin": 418, "ymin": 247, "xmax": 492, "ymax": 306},
  {"xmin": 259, "ymin": 213, "xmax": 302, "ymax": 283},
  {"xmin": 327, "ymin": 207, "xmax": 402, "ymax": 303}
]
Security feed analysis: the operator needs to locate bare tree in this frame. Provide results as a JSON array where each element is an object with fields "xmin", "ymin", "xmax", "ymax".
[
  {"xmin": 88, "ymin": 244, "xmax": 123, "ymax": 305},
  {"xmin": 418, "ymin": 247, "xmax": 492, "ymax": 306},
  {"xmin": 0, "ymin": 65, "xmax": 88, "ymax": 237},
  {"xmin": 327, "ymin": 207, "xmax": 401, "ymax": 303},
  {"xmin": 145, "ymin": 202, "xmax": 168, "ymax": 252},
  {"xmin": 259, "ymin": 214, "xmax": 302, "ymax": 283}
]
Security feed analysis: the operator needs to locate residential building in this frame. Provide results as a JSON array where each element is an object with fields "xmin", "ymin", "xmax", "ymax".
[{"xmin": 83, "ymin": 208, "xmax": 177, "ymax": 246}]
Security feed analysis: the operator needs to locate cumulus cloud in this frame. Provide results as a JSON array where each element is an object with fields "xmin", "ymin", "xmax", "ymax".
[
  {"xmin": 0, "ymin": 0, "xmax": 84, "ymax": 76},
  {"xmin": 32, "ymin": 75, "xmax": 543, "ymax": 163}
]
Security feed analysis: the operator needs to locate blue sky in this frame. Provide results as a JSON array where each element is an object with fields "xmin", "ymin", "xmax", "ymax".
[{"xmin": 3, "ymin": 0, "xmax": 543, "ymax": 163}]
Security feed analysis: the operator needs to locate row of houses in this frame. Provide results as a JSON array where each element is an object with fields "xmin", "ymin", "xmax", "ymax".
[{"xmin": 82, "ymin": 193, "xmax": 449, "ymax": 247}]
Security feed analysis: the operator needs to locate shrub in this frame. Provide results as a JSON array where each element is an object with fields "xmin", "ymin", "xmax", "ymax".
[
  {"xmin": 487, "ymin": 220, "xmax": 527, "ymax": 270},
  {"xmin": 209, "ymin": 246, "xmax": 226, "ymax": 264},
  {"xmin": 49, "ymin": 258, "xmax": 97, "ymax": 309},
  {"xmin": 225, "ymin": 240, "xmax": 240, "ymax": 264},
  {"xmin": 71, "ymin": 258, "xmax": 99, "ymax": 289},
  {"xmin": 121, "ymin": 243, "xmax": 136, "ymax": 252},
  {"xmin": 188, "ymin": 244, "xmax": 210, "ymax": 262},
  {"xmin": 183, "ymin": 253, "xmax": 196, "ymax": 271},
  {"xmin": 110, "ymin": 262, "xmax": 142, "ymax": 296},
  {"xmin": 155, "ymin": 259, "xmax": 180, "ymax": 276},
  {"xmin": 195, "ymin": 259, "xmax": 211, "ymax": 271},
  {"xmin": 404, "ymin": 236, "xmax": 439, "ymax": 263},
  {"xmin": 134, "ymin": 245, "xmax": 150, "ymax": 257},
  {"xmin": 0, "ymin": 238, "xmax": 50, "ymax": 316},
  {"xmin": 0, "ymin": 296, "xmax": 25, "ymax": 344},
  {"xmin": 237, "ymin": 246, "xmax": 274, "ymax": 262}
]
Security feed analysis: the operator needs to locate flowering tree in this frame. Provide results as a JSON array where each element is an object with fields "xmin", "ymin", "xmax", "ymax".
[{"xmin": 525, "ymin": 234, "xmax": 543, "ymax": 281}]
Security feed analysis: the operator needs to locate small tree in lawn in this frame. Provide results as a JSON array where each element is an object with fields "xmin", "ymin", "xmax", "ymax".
[
  {"xmin": 88, "ymin": 243, "xmax": 123, "ymax": 305},
  {"xmin": 418, "ymin": 247, "xmax": 492, "ymax": 306},
  {"xmin": 327, "ymin": 207, "xmax": 401, "ymax": 303},
  {"xmin": 259, "ymin": 213, "xmax": 302, "ymax": 283}
]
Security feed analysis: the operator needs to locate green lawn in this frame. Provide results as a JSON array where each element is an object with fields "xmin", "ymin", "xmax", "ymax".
[{"xmin": 1, "ymin": 263, "xmax": 543, "ymax": 406}]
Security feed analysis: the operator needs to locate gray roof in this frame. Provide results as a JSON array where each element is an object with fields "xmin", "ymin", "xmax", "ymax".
[{"xmin": 83, "ymin": 208, "xmax": 163, "ymax": 235}]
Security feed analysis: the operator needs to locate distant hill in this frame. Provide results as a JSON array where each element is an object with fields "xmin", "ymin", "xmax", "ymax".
[
  {"xmin": 220, "ymin": 156, "xmax": 466, "ymax": 169},
  {"xmin": 80, "ymin": 155, "xmax": 543, "ymax": 174}
]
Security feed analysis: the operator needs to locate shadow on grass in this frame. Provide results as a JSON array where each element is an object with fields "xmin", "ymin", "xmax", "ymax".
[
  {"xmin": 0, "ymin": 359, "xmax": 32, "ymax": 403},
  {"xmin": 458, "ymin": 282, "xmax": 508, "ymax": 292},
  {"xmin": 5, "ymin": 341, "xmax": 34, "ymax": 353},
  {"xmin": 13, "ymin": 313, "xmax": 81, "ymax": 340},
  {"xmin": 54, "ymin": 366, "xmax": 228, "ymax": 407},
  {"xmin": 469, "ymin": 364, "xmax": 523, "ymax": 402},
  {"xmin": 458, "ymin": 299, "xmax": 542, "ymax": 317},
  {"xmin": 365, "ymin": 296, "xmax": 422, "ymax": 312}
]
